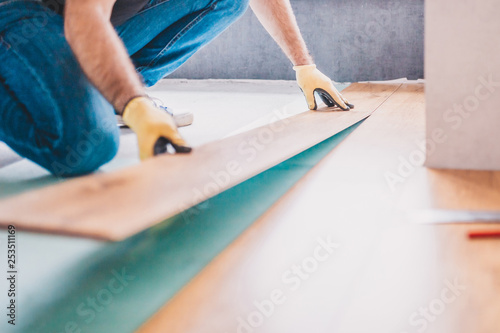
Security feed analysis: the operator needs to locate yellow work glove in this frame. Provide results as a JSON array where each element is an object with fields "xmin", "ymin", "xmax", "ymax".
[
  {"xmin": 294, "ymin": 64, "xmax": 354, "ymax": 111},
  {"xmin": 122, "ymin": 96, "xmax": 191, "ymax": 160}
]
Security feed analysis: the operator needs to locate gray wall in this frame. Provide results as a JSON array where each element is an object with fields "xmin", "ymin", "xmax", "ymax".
[{"xmin": 169, "ymin": 0, "xmax": 424, "ymax": 82}]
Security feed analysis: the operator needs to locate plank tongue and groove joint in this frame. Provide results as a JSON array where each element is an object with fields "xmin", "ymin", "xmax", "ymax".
[{"xmin": 0, "ymin": 82, "xmax": 402, "ymax": 241}]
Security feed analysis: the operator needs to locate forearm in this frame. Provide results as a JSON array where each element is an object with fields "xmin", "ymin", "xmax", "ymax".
[
  {"xmin": 250, "ymin": 0, "xmax": 313, "ymax": 66},
  {"xmin": 64, "ymin": 0, "xmax": 144, "ymax": 113}
]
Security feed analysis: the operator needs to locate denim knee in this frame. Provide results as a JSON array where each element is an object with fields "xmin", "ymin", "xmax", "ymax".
[{"xmin": 48, "ymin": 121, "xmax": 120, "ymax": 177}]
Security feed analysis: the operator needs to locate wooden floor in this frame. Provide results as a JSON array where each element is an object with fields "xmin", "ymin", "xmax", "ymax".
[
  {"xmin": 0, "ymin": 82, "xmax": 400, "ymax": 240},
  {"xmin": 137, "ymin": 83, "xmax": 500, "ymax": 333}
]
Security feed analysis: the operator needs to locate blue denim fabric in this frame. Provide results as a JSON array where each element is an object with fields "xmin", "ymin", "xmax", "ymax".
[{"xmin": 0, "ymin": 0, "xmax": 249, "ymax": 176}]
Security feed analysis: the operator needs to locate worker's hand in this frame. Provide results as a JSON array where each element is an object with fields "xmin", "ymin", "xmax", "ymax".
[
  {"xmin": 294, "ymin": 64, "xmax": 354, "ymax": 111},
  {"xmin": 122, "ymin": 97, "xmax": 191, "ymax": 160}
]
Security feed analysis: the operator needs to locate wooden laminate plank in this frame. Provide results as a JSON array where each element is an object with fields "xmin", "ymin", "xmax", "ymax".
[
  {"xmin": 0, "ymin": 82, "xmax": 402, "ymax": 241},
  {"xmin": 138, "ymin": 82, "xmax": 500, "ymax": 333}
]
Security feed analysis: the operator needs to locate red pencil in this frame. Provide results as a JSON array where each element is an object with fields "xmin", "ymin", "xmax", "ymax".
[{"xmin": 468, "ymin": 230, "xmax": 500, "ymax": 239}]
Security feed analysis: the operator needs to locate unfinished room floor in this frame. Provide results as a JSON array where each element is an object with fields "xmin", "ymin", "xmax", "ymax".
[
  {"xmin": 1, "ymin": 79, "xmax": 499, "ymax": 333},
  {"xmin": 0, "ymin": 79, "xmax": 355, "ymax": 333}
]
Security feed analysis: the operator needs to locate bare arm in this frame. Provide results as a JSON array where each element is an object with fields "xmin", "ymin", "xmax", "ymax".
[
  {"xmin": 64, "ymin": 0, "xmax": 144, "ymax": 113},
  {"xmin": 250, "ymin": 0, "xmax": 313, "ymax": 66}
]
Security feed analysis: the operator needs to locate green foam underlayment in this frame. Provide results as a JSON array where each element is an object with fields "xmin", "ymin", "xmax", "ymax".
[{"xmin": 0, "ymin": 89, "xmax": 365, "ymax": 333}]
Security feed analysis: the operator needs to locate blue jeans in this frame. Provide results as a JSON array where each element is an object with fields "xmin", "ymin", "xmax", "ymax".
[{"xmin": 0, "ymin": 0, "xmax": 248, "ymax": 176}]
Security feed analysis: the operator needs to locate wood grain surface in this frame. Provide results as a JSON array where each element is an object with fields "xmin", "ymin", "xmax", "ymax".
[
  {"xmin": 137, "ymin": 83, "xmax": 500, "ymax": 333},
  {"xmin": 400, "ymin": 168, "xmax": 500, "ymax": 212},
  {"xmin": 0, "ymin": 82, "xmax": 402, "ymax": 241}
]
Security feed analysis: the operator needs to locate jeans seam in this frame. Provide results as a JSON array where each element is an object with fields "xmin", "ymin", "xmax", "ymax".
[
  {"xmin": 140, "ymin": 0, "xmax": 172, "ymax": 13},
  {"xmin": 142, "ymin": 1, "xmax": 218, "ymax": 71},
  {"xmin": 0, "ymin": 35, "xmax": 11, "ymax": 49},
  {"xmin": 3, "ymin": 45, "xmax": 61, "ymax": 148}
]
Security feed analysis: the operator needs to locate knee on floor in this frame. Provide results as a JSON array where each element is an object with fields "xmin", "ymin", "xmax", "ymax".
[{"xmin": 48, "ymin": 123, "xmax": 120, "ymax": 177}]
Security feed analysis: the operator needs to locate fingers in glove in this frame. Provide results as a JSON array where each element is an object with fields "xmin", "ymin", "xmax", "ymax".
[
  {"xmin": 153, "ymin": 137, "xmax": 169, "ymax": 156},
  {"xmin": 315, "ymin": 88, "xmax": 350, "ymax": 111},
  {"xmin": 171, "ymin": 142, "xmax": 192, "ymax": 153},
  {"xmin": 153, "ymin": 137, "xmax": 192, "ymax": 156},
  {"xmin": 341, "ymin": 95, "xmax": 355, "ymax": 109},
  {"xmin": 300, "ymin": 87, "xmax": 318, "ymax": 110}
]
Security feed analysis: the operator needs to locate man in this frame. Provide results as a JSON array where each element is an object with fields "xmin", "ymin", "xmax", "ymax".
[{"xmin": 0, "ymin": 0, "xmax": 352, "ymax": 177}]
